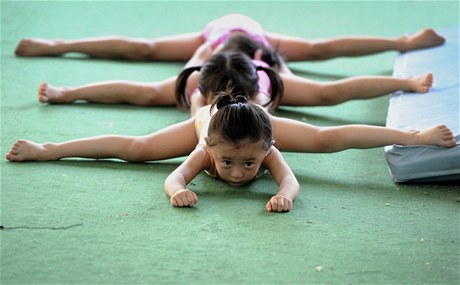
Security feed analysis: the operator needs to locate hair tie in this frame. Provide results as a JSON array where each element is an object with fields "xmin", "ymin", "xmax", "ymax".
[
  {"xmin": 233, "ymin": 95, "xmax": 248, "ymax": 104},
  {"xmin": 215, "ymin": 93, "xmax": 232, "ymax": 110},
  {"xmin": 215, "ymin": 94, "xmax": 248, "ymax": 110}
]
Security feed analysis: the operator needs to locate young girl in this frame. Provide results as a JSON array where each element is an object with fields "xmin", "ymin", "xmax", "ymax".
[
  {"xmin": 166, "ymin": 94, "xmax": 299, "ymax": 212},
  {"xmin": 5, "ymin": 93, "xmax": 457, "ymax": 212},
  {"xmin": 175, "ymin": 50, "xmax": 434, "ymax": 114},
  {"xmin": 16, "ymin": 14, "xmax": 445, "ymax": 62},
  {"xmin": 37, "ymin": 48, "xmax": 435, "ymax": 117}
]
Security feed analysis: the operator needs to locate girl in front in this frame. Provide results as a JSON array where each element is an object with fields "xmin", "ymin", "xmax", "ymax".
[
  {"xmin": 5, "ymin": 93, "xmax": 456, "ymax": 212},
  {"xmin": 166, "ymin": 94, "xmax": 298, "ymax": 212}
]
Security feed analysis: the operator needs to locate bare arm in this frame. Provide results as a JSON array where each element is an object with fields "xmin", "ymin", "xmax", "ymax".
[
  {"xmin": 262, "ymin": 147, "xmax": 300, "ymax": 212},
  {"xmin": 164, "ymin": 146, "xmax": 210, "ymax": 207}
]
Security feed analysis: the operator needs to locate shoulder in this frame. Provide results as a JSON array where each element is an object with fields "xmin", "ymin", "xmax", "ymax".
[
  {"xmin": 191, "ymin": 144, "xmax": 209, "ymax": 157},
  {"xmin": 262, "ymin": 146, "xmax": 283, "ymax": 166},
  {"xmin": 195, "ymin": 105, "xmax": 212, "ymax": 118},
  {"xmin": 189, "ymin": 144, "xmax": 212, "ymax": 169}
]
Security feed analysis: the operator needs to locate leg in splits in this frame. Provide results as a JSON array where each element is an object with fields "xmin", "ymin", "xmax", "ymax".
[
  {"xmin": 280, "ymin": 73, "xmax": 434, "ymax": 107},
  {"xmin": 271, "ymin": 116, "xmax": 457, "ymax": 153},
  {"xmin": 6, "ymin": 117, "xmax": 198, "ymax": 162},
  {"xmin": 266, "ymin": 29, "xmax": 445, "ymax": 61}
]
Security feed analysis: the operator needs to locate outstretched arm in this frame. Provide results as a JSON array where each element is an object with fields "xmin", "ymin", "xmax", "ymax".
[
  {"xmin": 164, "ymin": 146, "xmax": 210, "ymax": 207},
  {"xmin": 262, "ymin": 147, "xmax": 300, "ymax": 212}
]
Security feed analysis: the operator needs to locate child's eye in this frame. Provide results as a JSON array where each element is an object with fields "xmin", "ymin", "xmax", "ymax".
[
  {"xmin": 245, "ymin": 162, "xmax": 254, "ymax": 167},
  {"xmin": 223, "ymin": 160, "xmax": 232, "ymax": 166}
]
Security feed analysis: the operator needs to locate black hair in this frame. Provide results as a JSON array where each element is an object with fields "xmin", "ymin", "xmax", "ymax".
[
  {"xmin": 207, "ymin": 92, "xmax": 272, "ymax": 151},
  {"xmin": 175, "ymin": 51, "xmax": 283, "ymax": 111},
  {"xmin": 219, "ymin": 34, "xmax": 281, "ymax": 68}
]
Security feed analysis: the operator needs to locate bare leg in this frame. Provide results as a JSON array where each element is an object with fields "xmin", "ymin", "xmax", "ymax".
[
  {"xmin": 266, "ymin": 29, "xmax": 445, "ymax": 61},
  {"xmin": 37, "ymin": 78, "xmax": 179, "ymax": 105},
  {"xmin": 6, "ymin": 118, "xmax": 198, "ymax": 162},
  {"xmin": 280, "ymin": 73, "xmax": 434, "ymax": 106},
  {"xmin": 15, "ymin": 33, "xmax": 204, "ymax": 60},
  {"xmin": 271, "ymin": 116, "xmax": 457, "ymax": 152},
  {"xmin": 36, "ymin": 40, "xmax": 207, "ymax": 105}
]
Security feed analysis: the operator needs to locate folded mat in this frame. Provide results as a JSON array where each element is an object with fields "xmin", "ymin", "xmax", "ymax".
[{"xmin": 385, "ymin": 26, "xmax": 460, "ymax": 182}]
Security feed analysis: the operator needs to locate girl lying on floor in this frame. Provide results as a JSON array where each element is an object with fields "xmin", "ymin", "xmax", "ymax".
[
  {"xmin": 16, "ymin": 14, "xmax": 445, "ymax": 62},
  {"xmin": 5, "ymin": 92, "xmax": 456, "ymax": 212}
]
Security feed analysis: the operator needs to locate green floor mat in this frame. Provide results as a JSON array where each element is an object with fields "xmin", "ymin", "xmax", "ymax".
[{"xmin": 1, "ymin": 1, "xmax": 459, "ymax": 284}]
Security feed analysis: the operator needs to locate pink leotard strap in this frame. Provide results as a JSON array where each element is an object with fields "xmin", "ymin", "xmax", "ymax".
[{"xmin": 253, "ymin": 59, "xmax": 271, "ymax": 98}]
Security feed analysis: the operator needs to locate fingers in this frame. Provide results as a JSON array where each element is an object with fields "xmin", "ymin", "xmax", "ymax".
[
  {"xmin": 265, "ymin": 195, "xmax": 293, "ymax": 212},
  {"xmin": 170, "ymin": 189, "xmax": 199, "ymax": 208},
  {"xmin": 265, "ymin": 202, "xmax": 272, "ymax": 212}
]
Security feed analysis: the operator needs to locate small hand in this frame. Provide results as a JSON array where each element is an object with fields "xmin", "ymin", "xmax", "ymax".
[
  {"xmin": 265, "ymin": 195, "xmax": 293, "ymax": 212},
  {"xmin": 170, "ymin": 189, "xmax": 199, "ymax": 208}
]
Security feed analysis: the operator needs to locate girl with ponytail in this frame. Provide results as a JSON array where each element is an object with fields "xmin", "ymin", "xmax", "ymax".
[
  {"xmin": 166, "ymin": 93, "xmax": 299, "ymax": 212},
  {"xmin": 7, "ymin": 88, "xmax": 456, "ymax": 212},
  {"xmin": 7, "ymin": 91, "xmax": 301, "ymax": 212},
  {"xmin": 175, "ymin": 51, "xmax": 284, "ymax": 114}
]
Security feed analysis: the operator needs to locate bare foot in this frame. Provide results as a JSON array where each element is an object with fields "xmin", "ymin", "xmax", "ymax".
[
  {"xmin": 416, "ymin": 125, "xmax": 457, "ymax": 147},
  {"xmin": 407, "ymin": 73, "xmax": 433, "ymax": 93},
  {"xmin": 5, "ymin": 140, "xmax": 47, "ymax": 162},
  {"xmin": 38, "ymin": 82, "xmax": 68, "ymax": 103},
  {"xmin": 15, "ymin": 38, "xmax": 63, "ymax": 57},
  {"xmin": 403, "ymin": 29, "xmax": 446, "ymax": 51}
]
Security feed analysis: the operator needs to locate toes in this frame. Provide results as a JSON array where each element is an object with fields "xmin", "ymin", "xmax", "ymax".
[
  {"xmin": 15, "ymin": 47, "xmax": 23, "ymax": 56},
  {"xmin": 426, "ymin": 74, "xmax": 433, "ymax": 84},
  {"xmin": 39, "ymin": 82, "xmax": 48, "ymax": 89},
  {"xmin": 438, "ymin": 125, "xmax": 448, "ymax": 131},
  {"xmin": 15, "ymin": 41, "xmax": 25, "ymax": 55},
  {"xmin": 6, "ymin": 152, "xmax": 19, "ymax": 162},
  {"xmin": 38, "ymin": 94, "xmax": 48, "ymax": 103},
  {"xmin": 38, "ymin": 82, "xmax": 48, "ymax": 93},
  {"xmin": 6, "ymin": 140, "xmax": 30, "ymax": 162},
  {"xmin": 438, "ymin": 125, "xmax": 448, "ymax": 133},
  {"xmin": 15, "ymin": 39, "xmax": 30, "ymax": 56},
  {"xmin": 38, "ymin": 82, "xmax": 48, "ymax": 103},
  {"xmin": 10, "ymin": 141, "xmax": 22, "ymax": 153}
]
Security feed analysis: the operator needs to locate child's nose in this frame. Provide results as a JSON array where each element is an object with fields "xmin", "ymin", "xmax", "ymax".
[{"xmin": 231, "ymin": 168, "xmax": 244, "ymax": 178}]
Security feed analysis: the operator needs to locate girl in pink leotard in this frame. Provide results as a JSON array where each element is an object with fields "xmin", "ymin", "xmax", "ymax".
[
  {"xmin": 175, "ymin": 50, "xmax": 283, "ymax": 114},
  {"xmin": 15, "ymin": 13, "xmax": 445, "ymax": 62}
]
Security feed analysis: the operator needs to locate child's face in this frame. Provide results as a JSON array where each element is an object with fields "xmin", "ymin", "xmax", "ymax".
[{"xmin": 209, "ymin": 139, "xmax": 268, "ymax": 186}]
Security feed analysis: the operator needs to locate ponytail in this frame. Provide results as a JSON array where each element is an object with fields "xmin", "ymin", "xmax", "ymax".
[
  {"xmin": 208, "ymin": 91, "xmax": 272, "ymax": 150},
  {"xmin": 256, "ymin": 65, "xmax": 284, "ymax": 111},
  {"xmin": 213, "ymin": 93, "xmax": 248, "ymax": 111},
  {"xmin": 175, "ymin": 66, "xmax": 201, "ymax": 110}
]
